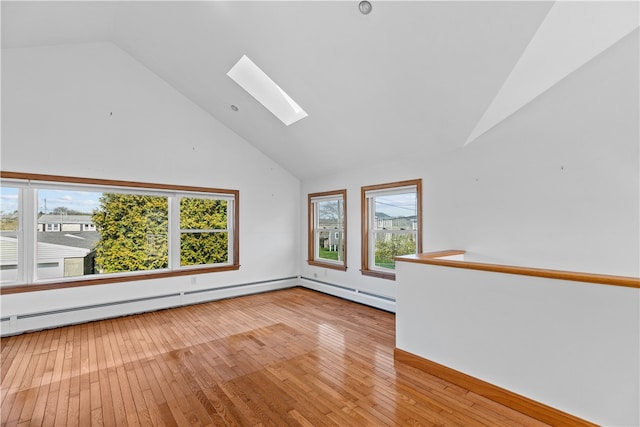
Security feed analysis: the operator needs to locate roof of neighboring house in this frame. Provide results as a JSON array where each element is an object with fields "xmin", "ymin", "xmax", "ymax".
[
  {"xmin": 1, "ymin": 235, "xmax": 94, "ymax": 265},
  {"xmin": 37, "ymin": 231, "xmax": 99, "ymax": 251},
  {"xmin": 37, "ymin": 214, "xmax": 94, "ymax": 224}
]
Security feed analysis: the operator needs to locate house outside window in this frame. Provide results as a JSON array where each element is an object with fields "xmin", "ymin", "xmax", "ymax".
[
  {"xmin": 308, "ymin": 190, "xmax": 346, "ymax": 271},
  {"xmin": 361, "ymin": 179, "xmax": 422, "ymax": 280}
]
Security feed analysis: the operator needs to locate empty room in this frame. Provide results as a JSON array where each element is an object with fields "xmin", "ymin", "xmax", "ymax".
[{"xmin": 1, "ymin": 1, "xmax": 639, "ymax": 426}]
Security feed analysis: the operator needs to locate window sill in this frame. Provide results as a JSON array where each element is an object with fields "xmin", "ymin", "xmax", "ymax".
[
  {"xmin": 360, "ymin": 269, "xmax": 396, "ymax": 281},
  {"xmin": 307, "ymin": 260, "xmax": 347, "ymax": 271},
  {"xmin": 0, "ymin": 264, "xmax": 240, "ymax": 295}
]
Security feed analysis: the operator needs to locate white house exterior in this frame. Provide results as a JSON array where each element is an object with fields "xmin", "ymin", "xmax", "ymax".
[
  {"xmin": 37, "ymin": 214, "xmax": 96, "ymax": 232},
  {"xmin": 0, "ymin": 236, "xmax": 92, "ymax": 282}
]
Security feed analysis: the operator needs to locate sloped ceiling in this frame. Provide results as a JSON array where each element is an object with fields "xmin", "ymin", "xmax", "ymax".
[
  {"xmin": 465, "ymin": 1, "xmax": 639, "ymax": 145},
  {"xmin": 2, "ymin": 1, "xmax": 635, "ymax": 180}
]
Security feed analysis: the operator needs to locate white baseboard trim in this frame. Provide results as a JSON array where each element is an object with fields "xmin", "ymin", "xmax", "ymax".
[
  {"xmin": 0, "ymin": 277, "xmax": 298, "ymax": 337},
  {"xmin": 2, "ymin": 276, "xmax": 396, "ymax": 336},
  {"xmin": 299, "ymin": 276, "xmax": 396, "ymax": 312}
]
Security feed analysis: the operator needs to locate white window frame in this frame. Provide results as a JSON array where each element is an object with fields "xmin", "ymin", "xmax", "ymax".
[{"xmin": 170, "ymin": 194, "xmax": 235, "ymax": 270}]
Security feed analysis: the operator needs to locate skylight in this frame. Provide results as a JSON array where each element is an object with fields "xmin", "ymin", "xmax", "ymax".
[{"xmin": 227, "ymin": 55, "xmax": 308, "ymax": 126}]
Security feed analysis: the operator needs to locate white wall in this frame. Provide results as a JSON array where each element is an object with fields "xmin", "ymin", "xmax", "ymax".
[
  {"xmin": 300, "ymin": 27, "xmax": 639, "ymax": 308},
  {"xmin": 0, "ymin": 42, "xmax": 301, "ymax": 333},
  {"xmin": 396, "ymin": 261, "xmax": 639, "ymax": 426}
]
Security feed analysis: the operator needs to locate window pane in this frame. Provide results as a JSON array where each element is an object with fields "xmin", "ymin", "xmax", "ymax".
[
  {"xmin": 317, "ymin": 199, "xmax": 343, "ymax": 228},
  {"xmin": 1, "ymin": 186, "xmax": 20, "ymax": 284},
  {"xmin": 36, "ymin": 189, "xmax": 102, "ymax": 279},
  {"xmin": 373, "ymin": 232, "xmax": 416, "ymax": 270},
  {"xmin": 374, "ymin": 193, "xmax": 417, "ymax": 230},
  {"xmin": 180, "ymin": 232, "xmax": 228, "ymax": 266},
  {"xmin": 92, "ymin": 193, "xmax": 168, "ymax": 274},
  {"xmin": 36, "ymin": 190, "xmax": 169, "ymax": 279},
  {"xmin": 0, "ymin": 187, "xmax": 19, "ymax": 231},
  {"xmin": 317, "ymin": 230, "xmax": 344, "ymax": 262},
  {"xmin": 180, "ymin": 198, "xmax": 227, "ymax": 230}
]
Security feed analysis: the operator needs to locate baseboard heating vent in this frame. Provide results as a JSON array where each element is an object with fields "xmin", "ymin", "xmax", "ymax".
[
  {"xmin": 16, "ymin": 293, "xmax": 181, "ymax": 320},
  {"xmin": 300, "ymin": 276, "xmax": 396, "ymax": 313},
  {"xmin": 2, "ymin": 277, "xmax": 300, "ymax": 337},
  {"xmin": 300, "ymin": 276, "xmax": 357, "ymax": 292},
  {"xmin": 358, "ymin": 290, "xmax": 395, "ymax": 302}
]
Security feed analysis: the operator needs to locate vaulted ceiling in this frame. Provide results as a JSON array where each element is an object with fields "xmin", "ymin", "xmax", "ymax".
[{"xmin": 2, "ymin": 1, "xmax": 638, "ymax": 180}]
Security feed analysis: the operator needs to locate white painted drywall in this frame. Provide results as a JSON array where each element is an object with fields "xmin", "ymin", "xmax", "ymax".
[
  {"xmin": 300, "ymin": 27, "xmax": 639, "ymax": 306},
  {"xmin": 0, "ymin": 42, "xmax": 301, "ymax": 332},
  {"xmin": 395, "ymin": 260, "xmax": 640, "ymax": 426}
]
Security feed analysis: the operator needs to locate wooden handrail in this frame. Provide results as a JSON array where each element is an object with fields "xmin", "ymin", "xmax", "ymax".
[
  {"xmin": 405, "ymin": 250, "xmax": 467, "ymax": 259},
  {"xmin": 396, "ymin": 251, "xmax": 640, "ymax": 289}
]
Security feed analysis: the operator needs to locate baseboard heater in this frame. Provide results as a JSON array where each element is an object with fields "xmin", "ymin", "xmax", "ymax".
[
  {"xmin": 299, "ymin": 276, "xmax": 396, "ymax": 312},
  {"xmin": 16, "ymin": 292, "xmax": 181, "ymax": 320},
  {"xmin": 1, "ymin": 277, "xmax": 297, "ymax": 336},
  {"xmin": 184, "ymin": 277, "xmax": 297, "ymax": 295}
]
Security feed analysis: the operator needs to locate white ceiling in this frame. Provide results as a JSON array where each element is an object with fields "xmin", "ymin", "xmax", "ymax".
[{"xmin": 2, "ymin": 1, "xmax": 636, "ymax": 180}]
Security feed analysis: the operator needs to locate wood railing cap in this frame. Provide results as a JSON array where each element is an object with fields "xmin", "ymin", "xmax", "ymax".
[{"xmin": 395, "ymin": 250, "xmax": 640, "ymax": 289}]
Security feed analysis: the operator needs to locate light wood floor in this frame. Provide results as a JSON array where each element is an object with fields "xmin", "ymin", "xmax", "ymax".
[{"xmin": 1, "ymin": 287, "xmax": 549, "ymax": 426}]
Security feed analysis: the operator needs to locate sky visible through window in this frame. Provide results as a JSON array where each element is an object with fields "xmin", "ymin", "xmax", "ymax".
[
  {"xmin": 38, "ymin": 189, "xmax": 101, "ymax": 214},
  {"xmin": 375, "ymin": 193, "xmax": 416, "ymax": 217},
  {"xmin": 0, "ymin": 187, "xmax": 19, "ymax": 214},
  {"xmin": 1, "ymin": 188, "xmax": 103, "ymax": 215}
]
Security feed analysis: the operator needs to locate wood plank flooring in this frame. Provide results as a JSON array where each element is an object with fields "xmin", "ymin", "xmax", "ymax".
[{"xmin": 1, "ymin": 287, "xmax": 549, "ymax": 426}]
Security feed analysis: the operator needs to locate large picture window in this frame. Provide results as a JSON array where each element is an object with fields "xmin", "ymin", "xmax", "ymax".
[
  {"xmin": 308, "ymin": 190, "xmax": 346, "ymax": 271},
  {"xmin": 361, "ymin": 179, "xmax": 421, "ymax": 280},
  {"xmin": 0, "ymin": 172, "xmax": 239, "ymax": 293}
]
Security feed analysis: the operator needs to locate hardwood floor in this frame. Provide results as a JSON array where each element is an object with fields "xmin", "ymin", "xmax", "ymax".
[{"xmin": 1, "ymin": 287, "xmax": 549, "ymax": 426}]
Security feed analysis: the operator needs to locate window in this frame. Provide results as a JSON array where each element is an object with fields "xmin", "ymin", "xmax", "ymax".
[
  {"xmin": 89, "ymin": 192, "xmax": 169, "ymax": 275},
  {"xmin": 178, "ymin": 196, "xmax": 231, "ymax": 267},
  {"xmin": 308, "ymin": 190, "xmax": 346, "ymax": 271},
  {"xmin": 361, "ymin": 179, "xmax": 422, "ymax": 280},
  {"xmin": 0, "ymin": 186, "xmax": 20, "ymax": 285},
  {"xmin": 0, "ymin": 172, "xmax": 239, "ymax": 293}
]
